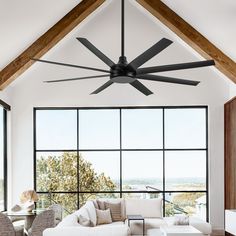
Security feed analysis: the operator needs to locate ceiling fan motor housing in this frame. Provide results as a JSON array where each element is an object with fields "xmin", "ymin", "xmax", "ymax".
[{"xmin": 110, "ymin": 56, "xmax": 136, "ymax": 83}]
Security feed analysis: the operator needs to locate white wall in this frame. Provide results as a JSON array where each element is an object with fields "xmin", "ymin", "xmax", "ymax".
[
  {"xmin": 229, "ymin": 82, "xmax": 236, "ymax": 99},
  {"xmin": 2, "ymin": 0, "xmax": 233, "ymax": 230}
]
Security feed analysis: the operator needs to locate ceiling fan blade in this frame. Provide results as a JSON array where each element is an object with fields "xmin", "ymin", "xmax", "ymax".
[
  {"xmin": 130, "ymin": 80, "xmax": 153, "ymax": 96},
  {"xmin": 137, "ymin": 60, "xmax": 215, "ymax": 75},
  {"xmin": 44, "ymin": 74, "xmax": 110, "ymax": 83},
  {"xmin": 32, "ymin": 58, "xmax": 110, "ymax": 73},
  {"xmin": 128, "ymin": 38, "xmax": 173, "ymax": 70},
  {"xmin": 77, "ymin": 38, "xmax": 115, "ymax": 67},
  {"xmin": 91, "ymin": 80, "xmax": 114, "ymax": 94},
  {"xmin": 136, "ymin": 74, "xmax": 200, "ymax": 86}
]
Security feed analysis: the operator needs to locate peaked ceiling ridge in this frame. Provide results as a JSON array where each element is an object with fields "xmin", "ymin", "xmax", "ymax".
[{"xmin": 0, "ymin": 0, "xmax": 235, "ymax": 90}]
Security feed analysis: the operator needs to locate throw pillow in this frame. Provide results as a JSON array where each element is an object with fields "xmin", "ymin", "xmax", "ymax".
[
  {"xmin": 84, "ymin": 201, "xmax": 97, "ymax": 227},
  {"xmin": 78, "ymin": 215, "xmax": 93, "ymax": 227},
  {"xmin": 104, "ymin": 202, "xmax": 122, "ymax": 222},
  {"xmin": 97, "ymin": 200, "xmax": 106, "ymax": 210},
  {"xmin": 92, "ymin": 200, "xmax": 99, "ymax": 209},
  {"xmin": 96, "ymin": 209, "xmax": 112, "ymax": 225}
]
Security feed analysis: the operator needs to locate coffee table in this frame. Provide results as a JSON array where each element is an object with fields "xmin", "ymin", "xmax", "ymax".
[{"xmin": 160, "ymin": 225, "xmax": 204, "ymax": 236}]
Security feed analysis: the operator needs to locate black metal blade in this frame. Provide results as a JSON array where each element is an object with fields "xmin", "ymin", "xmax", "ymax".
[
  {"xmin": 44, "ymin": 74, "xmax": 110, "ymax": 83},
  {"xmin": 137, "ymin": 60, "xmax": 215, "ymax": 75},
  {"xmin": 130, "ymin": 80, "xmax": 153, "ymax": 96},
  {"xmin": 77, "ymin": 38, "xmax": 115, "ymax": 67},
  {"xmin": 91, "ymin": 80, "xmax": 114, "ymax": 94},
  {"xmin": 32, "ymin": 58, "xmax": 110, "ymax": 73},
  {"xmin": 128, "ymin": 38, "xmax": 173, "ymax": 69},
  {"xmin": 136, "ymin": 74, "xmax": 200, "ymax": 86}
]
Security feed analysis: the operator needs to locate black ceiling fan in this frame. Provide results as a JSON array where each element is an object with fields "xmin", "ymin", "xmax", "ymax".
[{"xmin": 32, "ymin": 0, "xmax": 215, "ymax": 96}]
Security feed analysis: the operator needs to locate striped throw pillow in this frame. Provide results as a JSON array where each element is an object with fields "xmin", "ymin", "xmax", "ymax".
[{"xmin": 104, "ymin": 202, "xmax": 122, "ymax": 222}]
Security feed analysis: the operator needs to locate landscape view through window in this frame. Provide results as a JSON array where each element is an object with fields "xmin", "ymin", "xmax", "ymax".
[{"xmin": 35, "ymin": 107, "xmax": 208, "ymax": 220}]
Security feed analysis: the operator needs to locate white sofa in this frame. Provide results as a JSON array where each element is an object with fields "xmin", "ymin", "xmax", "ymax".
[{"xmin": 43, "ymin": 198, "xmax": 212, "ymax": 236}]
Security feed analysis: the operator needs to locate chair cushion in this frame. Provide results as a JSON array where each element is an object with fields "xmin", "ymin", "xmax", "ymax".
[
  {"xmin": 125, "ymin": 198, "xmax": 163, "ymax": 218},
  {"xmin": 14, "ymin": 225, "xmax": 24, "ymax": 236}
]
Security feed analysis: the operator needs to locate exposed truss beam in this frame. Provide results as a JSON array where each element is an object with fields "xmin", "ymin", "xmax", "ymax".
[{"xmin": 0, "ymin": 0, "xmax": 105, "ymax": 90}]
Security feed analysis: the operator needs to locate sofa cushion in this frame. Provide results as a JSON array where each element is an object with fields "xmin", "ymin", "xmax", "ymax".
[
  {"xmin": 104, "ymin": 202, "xmax": 123, "ymax": 222},
  {"xmin": 164, "ymin": 216, "xmax": 212, "ymax": 235},
  {"xmin": 74, "ymin": 206, "xmax": 90, "ymax": 219},
  {"xmin": 92, "ymin": 200, "xmax": 99, "ymax": 209},
  {"xmin": 44, "ymin": 225, "xmax": 131, "ymax": 236},
  {"xmin": 98, "ymin": 198, "xmax": 126, "ymax": 221},
  {"xmin": 84, "ymin": 201, "xmax": 97, "ymax": 226},
  {"xmin": 57, "ymin": 214, "xmax": 79, "ymax": 227},
  {"xmin": 96, "ymin": 209, "xmax": 112, "ymax": 225},
  {"xmin": 97, "ymin": 200, "xmax": 106, "ymax": 210},
  {"xmin": 78, "ymin": 215, "xmax": 93, "ymax": 227},
  {"xmin": 125, "ymin": 198, "xmax": 163, "ymax": 218},
  {"xmin": 125, "ymin": 217, "xmax": 166, "ymax": 235}
]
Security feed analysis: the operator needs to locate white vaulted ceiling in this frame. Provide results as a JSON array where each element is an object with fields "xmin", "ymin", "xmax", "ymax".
[
  {"xmin": 161, "ymin": 0, "xmax": 236, "ymax": 61},
  {"xmin": 0, "ymin": 0, "xmax": 80, "ymax": 69},
  {"xmin": 0, "ymin": 0, "xmax": 235, "ymax": 71}
]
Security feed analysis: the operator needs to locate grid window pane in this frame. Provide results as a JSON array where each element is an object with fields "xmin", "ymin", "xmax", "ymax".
[
  {"xmin": 165, "ymin": 151, "xmax": 206, "ymax": 191},
  {"xmin": 36, "ymin": 152, "xmax": 77, "ymax": 192},
  {"xmin": 79, "ymin": 151, "xmax": 120, "ymax": 191},
  {"xmin": 37, "ymin": 193, "xmax": 77, "ymax": 216},
  {"xmin": 165, "ymin": 192, "xmax": 206, "ymax": 220},
  {"xmin": 122, "ymin": 151, "xmax": 163, "ymax": 191},
  {"xmin": 165, "ymin": 108, "xmax": 206, "ymax": 149},
  {"xmin": 79, "ymin": 193, "xmax": 120, "ymax": 208},
  {"xmin": 79, "ymin": 110, "xmax": 120, "ymax": 149},
  {"xmin": 36, "ymin": 110, "xmax": 77, "ymax": 150},
  {"xmin": 34, "ymin": 107, "xmax": 208, "ymax": 219},
  {"xmin": 122, "ymin": 109, "xmax": 163, "ymax": 149}
]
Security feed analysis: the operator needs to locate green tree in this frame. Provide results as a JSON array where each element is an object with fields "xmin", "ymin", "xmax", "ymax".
[{"xmin": 36, "ymin": 152, "xmax": 116, "ymax": 213}]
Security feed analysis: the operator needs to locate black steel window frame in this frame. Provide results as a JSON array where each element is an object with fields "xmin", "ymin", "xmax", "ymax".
[
  {"xmin": 0, "ymin": 108, "xmax": 8, "ymax": 212},
  {"xmin": 33, "ymin": 106, "xmax": 209, "ymax": 221}
]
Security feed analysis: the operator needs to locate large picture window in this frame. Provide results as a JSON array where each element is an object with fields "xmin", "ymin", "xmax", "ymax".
[
  {"xmin": 0, "ymin": 106, "xmax": 7, "ymax": 212},
  {"xmin": 34, "ymin": 107, "xmax": 208, "ymax": 220}
]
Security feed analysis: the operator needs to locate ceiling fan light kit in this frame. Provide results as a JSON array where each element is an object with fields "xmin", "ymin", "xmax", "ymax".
[{"xmin": 32, "ymin": 0, "xmax": 215, "ymax": 96}]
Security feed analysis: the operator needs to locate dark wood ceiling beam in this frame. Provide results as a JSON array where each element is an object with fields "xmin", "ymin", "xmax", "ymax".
[
  {"xmin": 0, "ymin": 0, "xmax": 105, "ymax": 90},
  {"xmin": 137, "ymin": 0, "xmax": 236, "ymax": 83}
]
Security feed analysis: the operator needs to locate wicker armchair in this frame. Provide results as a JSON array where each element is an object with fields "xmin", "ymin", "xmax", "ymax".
[
  {"xmin": 0, "ymin": 212, "xmax": 24, "ymax": 236},
  {"xmin": 26, "ymin": 210, "xmax": 54, "ymax": 236},
  {"xmin": 48, "ymin": 204, "xmax": 63, "ymax": 226}
]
